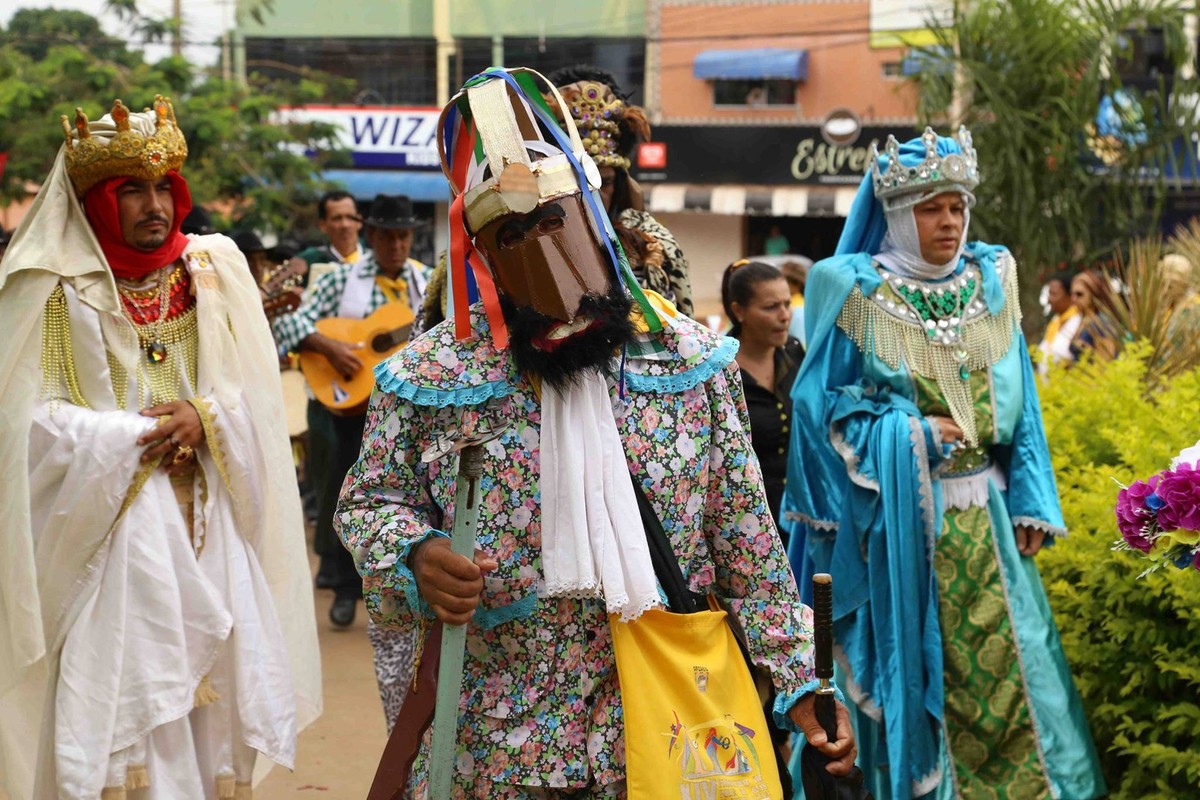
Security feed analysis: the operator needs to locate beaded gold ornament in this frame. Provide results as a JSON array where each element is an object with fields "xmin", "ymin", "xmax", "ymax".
[
  {"xmin": 836, "ymin": 251, "xmax": 1022, "ymax": 448},
  {"xmin": 61, "ymin": 95, "xmax": 188, "ymax": 196},
  {"xmin": 40, "ymin": 285, "xmax": 91, "ymax": 409},
  {"xmin": 116, "ymin": 265, "xmax": 199, "ymax": 407},
  {"xmin": 546, "ymin": 80, "xmax": 650, "ymax": 170}
]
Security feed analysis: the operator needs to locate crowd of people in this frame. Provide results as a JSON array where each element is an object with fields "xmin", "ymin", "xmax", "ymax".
[{"xmin": 0, "ymin": 63, "xmax": 1143, "ymax": 800}]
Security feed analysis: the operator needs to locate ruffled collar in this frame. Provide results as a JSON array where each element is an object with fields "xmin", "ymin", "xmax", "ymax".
[{"xmin": 375, "ymin": 304, "xmax": 739, "ymax": 408}]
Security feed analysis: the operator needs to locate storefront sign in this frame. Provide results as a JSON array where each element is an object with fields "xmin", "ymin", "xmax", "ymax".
[
  {"xmin": 279, "ymin": 106, "xmax": 442, "ymax": 169},
  {"xmin": 633, "ymin": 124, "xmax": 917, "ymax": 185}
]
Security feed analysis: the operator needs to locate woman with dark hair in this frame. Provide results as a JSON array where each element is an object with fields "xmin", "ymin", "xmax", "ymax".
[
  {"xmin": 546, "ymin": 65, "xmax": 695, "ymax": 316},
  {"xmin": 721, "ymin": 259, "xmax": 803, "ymax": 538},
  {"xmin": 1069, "ymin": 269, "xmax": 1121, "ymax": 362}
]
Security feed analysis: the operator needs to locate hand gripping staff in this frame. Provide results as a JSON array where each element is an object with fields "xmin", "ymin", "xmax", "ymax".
[
  {"xmin": 800, "ymin": 573, "xmax": 873, "ymax": 800},
  {"xmin": 422, "ymin": 422, "xmax": 508, "ymax": 799}
]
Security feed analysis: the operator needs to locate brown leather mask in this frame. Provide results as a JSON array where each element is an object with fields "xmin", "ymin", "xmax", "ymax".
[{"xmin": 473, "ymin": 194, "xmax": 613, "ymax": 322}]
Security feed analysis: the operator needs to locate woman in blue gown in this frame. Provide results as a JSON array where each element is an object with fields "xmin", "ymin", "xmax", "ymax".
[{"xmin": 784, "ymin": 127, "xmax": 1105, "ymax": 800}]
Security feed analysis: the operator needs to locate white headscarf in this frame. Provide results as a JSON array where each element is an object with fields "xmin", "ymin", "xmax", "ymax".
[{"xmin": 875, "ymin": 189, "xmax": 973, "ymax": 281}]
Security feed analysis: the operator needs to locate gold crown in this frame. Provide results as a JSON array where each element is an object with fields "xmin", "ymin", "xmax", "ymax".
[
  {"xmin": 545, "ymin": 81, "xmax": 649, "ymax": 171},
  {"xmin": 60, "ymin": 95, "xmax": 188, "ymax": 195}
]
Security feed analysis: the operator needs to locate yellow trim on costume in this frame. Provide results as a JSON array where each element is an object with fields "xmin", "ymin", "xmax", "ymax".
[
  {"xmin": 188, "ymin": 396, "xmax": 235, "ymax": 497},
  {"xmin": 41, "ymin": 284, "xmax": 91, "ymax": 409},
  {"xmin": 194, "ymin": 673, "xmax": 220, "ymax": 708}
]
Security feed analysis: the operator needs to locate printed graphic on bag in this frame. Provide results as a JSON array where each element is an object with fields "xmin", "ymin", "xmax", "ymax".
[
  {"xmin": 666, "ymin": 712, "xmax": 772, "ymax": 799},
  {"xmin": 693, "ymin": 666, "xmax": 709, "ymax": 693}
]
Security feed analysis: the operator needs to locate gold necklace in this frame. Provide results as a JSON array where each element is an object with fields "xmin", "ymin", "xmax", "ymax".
[{"xmin": 121, "ymin": 267, "xmax": 171, "ymax": 363}]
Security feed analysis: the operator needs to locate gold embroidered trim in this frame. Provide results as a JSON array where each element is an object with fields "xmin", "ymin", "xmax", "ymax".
[
  {"xmin": 41, "ymin": 284, "xmax": 90, "ymax": 409},
  {"xmin": 188, "ymin": 395, "xmax": 234, "ymax": 497},
  {"xmin": 216, "ymin": 772, "xmax": 237, "ymax": 799},
  {"xmin": 100, "ymin": 787, "xmax": 126, "ymax": 800},
  {"xmin": 836, "ymin": 253, "xmax": 1022, "ymax": 447},
  {"xmin": 110, "ymin": 455, "xmax": 163, "ymax": 535},
  {"xmin": 235, "ymin": 781, "xmax": 253, "ymax": 800},
  {"xmin": 126, "ymin": 765, "xmax": 150, "ymax": 790},
  {"xmin": 194, "ymin": 673, "xmax": 220, "ymax": 708}
]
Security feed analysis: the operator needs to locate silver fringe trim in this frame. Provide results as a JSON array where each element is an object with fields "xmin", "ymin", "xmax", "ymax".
[
  {"xmin": 986, "ymin": 506, "xmax": 1058, "ymax": 798},
  {"xmin": 783, "ymin": 510, "xmax": 838, "ymax": 532},
  {"xmin": 837, "ymin": 252, "xmax": 1022, "ymax": 449},
  {"xmin": 1012, "ymin": 515, "xmax": 1068, "ymax": 538},
  {"xmin": 907, "ymin": 417, "xmax": 938, "ymax": 557}
]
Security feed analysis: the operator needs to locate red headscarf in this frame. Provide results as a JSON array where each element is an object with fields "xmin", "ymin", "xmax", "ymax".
[{"xmin": 83, "ymin": 171, "xmax": 193, "ymax": 280}]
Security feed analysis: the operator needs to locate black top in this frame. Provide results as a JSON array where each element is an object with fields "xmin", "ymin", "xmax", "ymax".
[{"xmin": 738, "ymin": 337, "xmax": 804, "ymax": 540}]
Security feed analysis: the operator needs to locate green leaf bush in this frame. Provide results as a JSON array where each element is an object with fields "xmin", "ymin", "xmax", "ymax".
[{"xmin": 1038, "ymin": 342, "xmax": 1200, "ymax": 797}]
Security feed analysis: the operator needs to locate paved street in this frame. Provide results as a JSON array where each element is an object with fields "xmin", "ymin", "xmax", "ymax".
[{"xmin": 256, "ymin": 588, "xmax": 388, "ymax": 798}]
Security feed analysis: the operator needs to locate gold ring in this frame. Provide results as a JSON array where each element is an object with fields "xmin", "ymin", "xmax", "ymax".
[{"xmin": 171, "ymin": 444, "xmax": 195, "ymax": 465}]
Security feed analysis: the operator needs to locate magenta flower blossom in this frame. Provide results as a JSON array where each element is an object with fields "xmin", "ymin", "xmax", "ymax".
[
  {"xmin": 1192, "ymin": 550, "xmax": 1200, "ymax": 571},
  {"xmin": 1154, "ymin": 463, "xmax": 1200, "ymax": 533},
  {"xmin": 1116, "ymin": 475, "xmax": 1162, "ymax": 552}
]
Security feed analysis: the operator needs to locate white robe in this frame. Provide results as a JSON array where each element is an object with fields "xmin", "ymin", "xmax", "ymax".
[{"xmin": 0, "ymin": 231, "xmax": 321, "ymax": 799}]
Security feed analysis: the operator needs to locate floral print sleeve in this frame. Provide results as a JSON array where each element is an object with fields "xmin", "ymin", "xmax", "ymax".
[
  {"xmin": 335, "ymin": 387, "xmax": 447, "ymax": 629},
  {"xmin": 702, "ymin": 361, "xmax": 819, "ymax": 725}
]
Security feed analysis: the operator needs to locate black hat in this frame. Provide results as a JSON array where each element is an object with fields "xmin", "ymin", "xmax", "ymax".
[
  {"xmin": 364, "ymin": 195, "xmax": 420, "ymax": 230},
  {"xmin": 272, "ymin": 237, "xmax": 301, "ymax": 262},
  {"xmin": 181, "ymin": 206, "xmax": 216, "ymax": 236},
  {"xmin": 232, "ymin": 230, "xmax": 267, "ymax": 255}
]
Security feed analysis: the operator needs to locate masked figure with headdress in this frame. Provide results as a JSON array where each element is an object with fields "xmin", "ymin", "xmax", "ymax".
[
  {"xmin": 0, "ymin": 98, "xmax": 321, "ymax": 800},
  {"xmin": 783, "ymin": 128, "xmax": 1105, "ymax": 798},
  {"xmin": 336, "ymin": 68, "xmax": 857, "ymax": 798}
]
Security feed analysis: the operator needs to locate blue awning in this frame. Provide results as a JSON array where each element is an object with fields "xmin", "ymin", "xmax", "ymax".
[
  {"xmin": 693, "ymin": 48, "xmax": 808, "ymax": 81},
  {"xmin": 321, "ymin": 169, "xmax": 450, "ymax": 202}
]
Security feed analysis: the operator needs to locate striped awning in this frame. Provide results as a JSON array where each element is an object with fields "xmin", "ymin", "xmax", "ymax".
[{"xmin": 646, "ymin": 184, "xmax": 859, "ymax": 217}]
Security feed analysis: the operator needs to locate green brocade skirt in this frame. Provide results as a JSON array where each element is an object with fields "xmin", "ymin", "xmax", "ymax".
[{"xmin": 791, "ymin": 484, "xmax": 1104, "ymax": 800}]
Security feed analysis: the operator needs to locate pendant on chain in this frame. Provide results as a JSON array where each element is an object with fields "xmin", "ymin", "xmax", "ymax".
[{"xmin": 147, "ymin": 341, "xmax": 168, "ymax": 363}]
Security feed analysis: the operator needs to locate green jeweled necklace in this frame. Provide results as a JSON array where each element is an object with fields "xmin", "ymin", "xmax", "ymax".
[{"xmin": 888, "ymin": 270, "xmax": 981, "ymax": 380}]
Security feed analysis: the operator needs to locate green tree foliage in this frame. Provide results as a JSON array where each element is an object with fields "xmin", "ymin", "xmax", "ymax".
[
  {"xmin": 1038, "ymin": 345, "xmax": 1200, "ymax": 796},
  {"xmin": 0, "ymin": 7, "xmax": 353, "ymax": 235},
  {"xmin": 911, "ymin": 0, "xmax": 1200, "ymax": 330}
]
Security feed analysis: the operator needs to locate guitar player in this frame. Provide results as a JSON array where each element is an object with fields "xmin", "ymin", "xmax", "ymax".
[{"xmin": 273, "ymin": 194, "xmax": 430, "ymax": 628}]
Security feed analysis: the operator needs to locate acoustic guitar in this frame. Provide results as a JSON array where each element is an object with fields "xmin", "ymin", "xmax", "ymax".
[{"xmin": 298, "ymin": 302, "xmax": 415, "ymax": 415}]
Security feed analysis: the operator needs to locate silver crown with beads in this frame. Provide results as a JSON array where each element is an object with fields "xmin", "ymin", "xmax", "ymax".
[{"xmin": 870, "ymin": 125, "xmax": 979, "ymax": 205}]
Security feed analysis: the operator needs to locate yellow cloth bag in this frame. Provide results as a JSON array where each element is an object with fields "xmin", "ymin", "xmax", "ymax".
[{"xmin": 610, "ymin": 604, "xmax": 783, "ymax": 800}]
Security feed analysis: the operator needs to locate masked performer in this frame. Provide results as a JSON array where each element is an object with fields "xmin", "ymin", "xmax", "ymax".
[
  {"xmin": 784, "ymin": 128, "xmax": 1105, "ymax": 799},
  {"xmin": 336, "ymin": 68, "xmax": 855, "ymax": 798},
  {"xmin": 0, "ymin": 97, "xmax": 321, "ymax": 800}
]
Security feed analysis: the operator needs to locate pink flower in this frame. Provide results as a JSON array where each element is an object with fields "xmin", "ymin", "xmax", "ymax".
[
  {"xmin": 1115, "ymin": 475, "xmax": 1162, "ymax": 552},
  {"xmin": 1154, "ymin": 463, "xmax": 1200, "ymax": 533}
]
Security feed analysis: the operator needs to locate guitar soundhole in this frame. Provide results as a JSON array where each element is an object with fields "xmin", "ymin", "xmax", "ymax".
[{"xmin": 372, "ymin": 324, "xmax": 413, "ymax": 352}]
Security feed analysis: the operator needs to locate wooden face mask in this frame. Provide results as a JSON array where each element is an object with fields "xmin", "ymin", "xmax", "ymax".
[{"xmin": 472, "ymin": 192, "xmax": 611, "ymax": 323}]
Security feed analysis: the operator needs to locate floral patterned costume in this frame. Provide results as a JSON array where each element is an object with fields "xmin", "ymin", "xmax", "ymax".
[{"xmin": 336, "ymin": 307, "xmax": 820, "ymax": 796}]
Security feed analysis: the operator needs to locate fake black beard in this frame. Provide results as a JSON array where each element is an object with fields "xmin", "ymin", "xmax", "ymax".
[{"xmin": 501, "ymin": 286, "xmax": 636, "ymax": 390}]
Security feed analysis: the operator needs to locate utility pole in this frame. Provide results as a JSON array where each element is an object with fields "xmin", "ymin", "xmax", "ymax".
[
  {"xmin": 172, "ymin": 0, "xmax": 182, "ymax": 57},
  {"xmin": 949, "ymin": 0, "xmax": 970, "ymax": 127},
  {"xmin": 434, "ymin": 0, "xmax": 453, "ymax": 106}
]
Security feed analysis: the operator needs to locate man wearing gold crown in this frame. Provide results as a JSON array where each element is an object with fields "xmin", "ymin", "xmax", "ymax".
[
  {"xmin": 336, "ymin": 68, "xmax": 857, "ymax": 799},
  {"xmin": 783, "ymin": 129, "xmax": 1106, "ymax": 798},
  {"xmin": 0, "ymin": 97, "xmax": 321, "ymax": 799}
]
